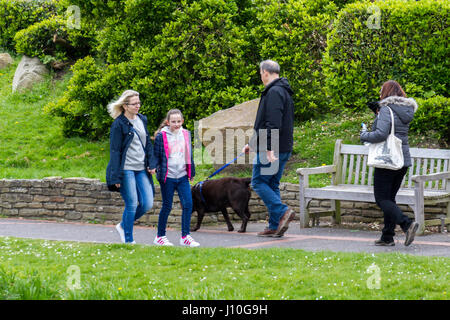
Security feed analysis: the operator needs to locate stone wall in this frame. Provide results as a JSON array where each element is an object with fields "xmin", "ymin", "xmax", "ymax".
[{"xmin": 0, "ymin": 178, "xmax": 447, "ymax": 229}]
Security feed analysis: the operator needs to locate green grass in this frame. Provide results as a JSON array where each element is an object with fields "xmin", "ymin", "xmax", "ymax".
[
  {"xmin": 0, "ymin": 56, "xmax": 108, "ymax": 180},
  {"xmin": 0, "ymin": 237, "xmax": 449, "ymax": 300}
]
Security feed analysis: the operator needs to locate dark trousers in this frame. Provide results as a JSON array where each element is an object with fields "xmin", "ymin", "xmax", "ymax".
[{"xmin": 373, "ymin": 167, "xmax": 411, "ymax": 242}]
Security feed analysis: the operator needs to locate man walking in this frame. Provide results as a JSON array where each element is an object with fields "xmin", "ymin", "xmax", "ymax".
[{"xmin": 243, "ymin": 60, "xmax": 295, "ymax": 237}]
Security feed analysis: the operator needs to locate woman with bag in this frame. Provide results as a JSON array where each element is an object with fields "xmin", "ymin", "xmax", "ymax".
[
  {"xmin": 360, "ymin": 80, "xmax": 419, "ymax": 246},
  {"xmin": 106, "ymin": 90, "xmax": 155, "ymax": 244}
]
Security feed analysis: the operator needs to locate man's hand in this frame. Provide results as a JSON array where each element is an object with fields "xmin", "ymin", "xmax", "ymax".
[
  {"xmin": 242, "ymin": 144, "xmax": 251, "ymax": 154},
  {"xmin": 267, "ymin": 150, "xmax": 278, "ymax": 163}
]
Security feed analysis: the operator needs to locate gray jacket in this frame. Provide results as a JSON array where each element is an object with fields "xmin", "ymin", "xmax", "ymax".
[{"xmin": 360, "ymin": 96, "xmax": 418, "ymax": 167}]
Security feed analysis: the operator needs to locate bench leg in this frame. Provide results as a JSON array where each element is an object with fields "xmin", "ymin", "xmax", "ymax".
[
  {"xmin": 331, "ymin": 200, "xmax": 341, "ymax": 225},
  {"xmin": 299, "ymin": 197, "xmax": 311, "ymax": 228},
  {"xmin": 413, "ymin": 182, "xmax": 425, "ymax": 236}
]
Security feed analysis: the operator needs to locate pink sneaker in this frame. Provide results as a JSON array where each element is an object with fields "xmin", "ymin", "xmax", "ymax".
[
  {"xmin": 180, "ymin": 234, "xmax": 200, "ymax": 247},
  {"xmin": 153, "ymin": 236, "xmax": 174, "ymax": 246}
]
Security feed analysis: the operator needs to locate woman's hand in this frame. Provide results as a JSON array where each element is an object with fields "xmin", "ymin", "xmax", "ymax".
[
  {"xmin": 115, "ymin": 184, "xmax": 121, "ymax": 188},
  {"xmin": 147, "ymin": 168, "xmax": 156, "ymax": 175}
]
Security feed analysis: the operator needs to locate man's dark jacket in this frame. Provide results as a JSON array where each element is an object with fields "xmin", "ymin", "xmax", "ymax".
[{"xmin": 251, "ymin": 77, "xmax": 294, "ymax": 153}]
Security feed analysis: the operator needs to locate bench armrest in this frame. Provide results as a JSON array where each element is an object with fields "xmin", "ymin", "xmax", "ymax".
[
  {"xmin": 297, "ymin": 165, "xmax": 336, "ymax": 176},
  {"xmin": 411, "ymin": 171, "xmax": 450, "ymax": 183}
]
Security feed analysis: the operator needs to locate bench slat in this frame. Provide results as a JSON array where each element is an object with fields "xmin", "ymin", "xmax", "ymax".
[
  {"xmin": 347, "ymin": 154, "xmax": 354, "ymax": 184},
  {"xmin": 368, "ymin": 166, "xmax": 374, "ymax": 186},
  {"xmin": 410, "ymin": 148, "xmax": 450, "ymax": 159},
  {"xmin": 340, "ymin": 145, "xmax": 450, "ymax": 159},
  {"xmin": 443, "ymin": 160, "xmax": 449, "ymax": 189},
  {"xmin": 361, "ymin": 155, "xmax": 368, "ymax": 185},
  {"xmin": 342, "ymin": 154, "xmax": 348, "ymax": 185}
]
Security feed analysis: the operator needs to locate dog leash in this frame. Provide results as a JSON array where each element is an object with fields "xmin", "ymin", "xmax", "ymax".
[
  {"xmin": 207, "ymin": 152, "xmax": 245, "ymax": 180},
  {"xmin": 196, "ymin": 152, "xmax": 246, "ymax": 204}
]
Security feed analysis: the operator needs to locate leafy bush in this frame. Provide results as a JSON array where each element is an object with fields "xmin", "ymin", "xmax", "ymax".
[
  {"xmin": 46, "ymin": 0, "xmax": 258, "ymax": 139},
  {"xmin": 14, "ymin": 15, "xmax": 96, "ymax": 66},
  {"xmin": 58, "ymin": 0, "xmax": 125, "ymax": 29},
  {"xmin": 410, "ymin": 96, "xmax": 450, "ymax": 145},
  {"xmin": 96, "ymin": 0, "xmax": 181, "ymax": 64},
  {"xmin": 250, "ymin": 0, "xmax": 340, "ymax": 120},
  {"xmin": 323, "ymin": 0, "xmax": 449, "ymax": 112},
  {"xmin": 0, "ymin": 0, "xmax": 60, "ymax": 50}
]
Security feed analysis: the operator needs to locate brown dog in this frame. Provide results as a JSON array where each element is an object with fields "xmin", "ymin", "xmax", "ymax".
[{"xmin": 191, "ymin": 177, "xmax": 252, "ymax": 233}]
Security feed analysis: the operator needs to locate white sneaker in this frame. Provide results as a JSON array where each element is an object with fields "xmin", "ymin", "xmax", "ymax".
[
  {"xmin": 153, "ymin": 236, "xmax": 174, "ymax": 246},
  {"xmin": 180, "ymin": 234, "xmax": 200, "ymax": 247},
  {"xmin": 115, "ymin": 223, "xmax": 125, "ymax": 243}
]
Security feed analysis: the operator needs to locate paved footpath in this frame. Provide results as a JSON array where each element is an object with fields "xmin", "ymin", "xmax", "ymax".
[{"xmin": 0, "ymin": 218, "xmax": 449, "ymax": 257}]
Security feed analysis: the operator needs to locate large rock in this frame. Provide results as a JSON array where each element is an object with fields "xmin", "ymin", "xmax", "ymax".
[
  {"xmin": 0, "ymin": 53, "xmax": 13, "ymax": 69},
  {"xmin": 196, "ymin": 99, "xmax": 260, "ymax": 168},
  {"xmin": 12, "ymin": 56, "xmax": 49, "ymax": 92}
]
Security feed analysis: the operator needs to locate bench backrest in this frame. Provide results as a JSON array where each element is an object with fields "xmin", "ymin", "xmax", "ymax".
[{"xmin": 333, "ymin": 140, "xmax": 450, "ymax": 190}]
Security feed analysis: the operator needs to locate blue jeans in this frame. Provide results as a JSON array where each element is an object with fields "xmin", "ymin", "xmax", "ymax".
[
  {"xmin": 120, "ymin": 170, "xmax": 154, "ymax": 243},
  {"xmin": 251, "ymin": 152, "xmax": 291, "ymax": 230},
  {"xmin": 158, "ymin": 175, "xmax": 193, "ymax": 237}
]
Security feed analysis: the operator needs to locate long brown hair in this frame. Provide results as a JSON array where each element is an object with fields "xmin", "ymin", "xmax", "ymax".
[
  {"xmin": 380, "ymin": 80, "xmax": 407, "ymax": 100},
  {"xmin": 152, "ymin": 109, "xmax": 184, "ymax": 140}
]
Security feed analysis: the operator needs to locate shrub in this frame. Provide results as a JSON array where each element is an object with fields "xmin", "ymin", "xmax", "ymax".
[
  {"xmin": 410, "ymin": 96, "xmax": 450, "ymax": 145},
  {"xmin": 323, "ymin": 0, "xmax": 449, "ymax": 112},
  {"xmin": 95, "ymin": 0, "xmax": 181, "ymax": 64},
  {"xmin": 0, "ymin": 0, "xmax": 60, "ymax": 50},
  {"xmin": 58, "ymin": 0, "xmax": 125, "ymax": 29},
  {"xmin": 47, "ymin": 0, "xmax": 258, "ymax": 139},
  {"xmin": 14, "ymin": 15, "xmax": 96, "ymax": 67},
  {"xmin": 250, "ymin": 0, "xmax": 340, "ymax": 120}
]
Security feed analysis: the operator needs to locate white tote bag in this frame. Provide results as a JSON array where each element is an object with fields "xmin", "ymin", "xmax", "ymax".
[{"xmin": 367, "ymin": 107, "xmax": 404, "ymax": 170}]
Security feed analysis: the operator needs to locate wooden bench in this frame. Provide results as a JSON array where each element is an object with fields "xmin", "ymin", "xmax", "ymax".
[{"xmin": 297, "ymin": 139, "xmax": 450, "ymax": 235}]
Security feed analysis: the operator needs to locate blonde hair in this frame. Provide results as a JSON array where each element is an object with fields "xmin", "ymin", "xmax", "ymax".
[
  {"xmin": 107, "ymin": 90, "xmax": 140, "ymax": 119},
  {"xmin": 152, "ymin": 109, "xmax": 184, "ymax": 139}
]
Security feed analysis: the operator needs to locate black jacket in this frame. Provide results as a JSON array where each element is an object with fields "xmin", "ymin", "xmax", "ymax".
[{"xmin": 250, "ymin": 77, "xmax": 294, "ymax": 153}]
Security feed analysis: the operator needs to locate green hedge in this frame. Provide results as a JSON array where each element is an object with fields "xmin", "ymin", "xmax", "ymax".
[
  {"xmin": 96, "ymin": 0, "xmax": 181, "ymax": 64},
  {"xmin": 323, "ymin": 0, "xmax": 449, "ymax": 112},
  {"xmin": 0, "ymin": 0, "xmax": 60, "ymax": 50},
  {"xmin": 250, "ymin": 0, "xmax": 340, "ymax": 120},
  {"xmin": 410, "ymin": 96, "xmax": 450, "ymax": 145},
  {"xmin": 46, "ymin": 0, "xmax": 258, "ymax": 139},
  {"xmin": 14, "ymin": 15, "xmax": 96, "ymax": 66}
]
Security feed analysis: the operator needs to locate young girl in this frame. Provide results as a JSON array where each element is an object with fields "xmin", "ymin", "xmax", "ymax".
[
  {"xmin": 106, "ymin": 90, "xmax": 155, "ymax": 244},
  {"xmin": 149, "ymin": 109, "xmax": 199, "ymax": 247}
]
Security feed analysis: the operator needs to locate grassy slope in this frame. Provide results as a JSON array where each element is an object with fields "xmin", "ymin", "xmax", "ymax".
[{"xmin": 0, "ymin": 56, "xmax": 109, "ymax": 180}]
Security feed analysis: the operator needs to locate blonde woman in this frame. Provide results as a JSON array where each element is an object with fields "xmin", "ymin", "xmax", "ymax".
[{"xmin": 106, "ymin": 90, "xmax": 155, "ymax": 244}]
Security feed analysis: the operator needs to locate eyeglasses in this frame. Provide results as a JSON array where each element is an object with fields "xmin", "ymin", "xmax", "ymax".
[{"xmin": 127, "ymin": 102, "xmax": 141, "ymax": 107}]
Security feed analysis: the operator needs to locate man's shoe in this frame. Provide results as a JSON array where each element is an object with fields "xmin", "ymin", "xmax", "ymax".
[
  {"xmin": 374, "ymin": 239, "xmax": 395, "ymax": 246},
  {"xmin": 404, "ymin": 222, "xmax": 419, "ymax": 246},
  {"xmin": 257, "ymin": 228, "xmax": 279, "ymax": 237},
  {"xmin": 275, "ymin": 208, "xmax": 295, "ymax": 237}
]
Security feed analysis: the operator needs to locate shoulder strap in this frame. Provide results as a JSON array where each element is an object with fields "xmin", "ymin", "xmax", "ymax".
[
  {"xmin": 130, "ymin": 126, "xmax": 146, "ymax": 151},
  {"xmin": 386, "ymin": 107, "xmax": 395, "ymax": 135}
]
